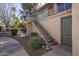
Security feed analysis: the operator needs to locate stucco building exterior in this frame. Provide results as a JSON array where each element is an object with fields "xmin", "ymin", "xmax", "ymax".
[{"xmin": 27, "ymin": 3, "xmax": 79, "ymax": 56}]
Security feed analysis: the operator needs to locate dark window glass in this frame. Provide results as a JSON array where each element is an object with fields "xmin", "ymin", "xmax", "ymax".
[
  {"xmin": 57, "ymin": 3, "xmax": 64, "ymax": 12},
  {"xmin": 65, "ymin": 3, "xmax": 72, "ymax": 10}
]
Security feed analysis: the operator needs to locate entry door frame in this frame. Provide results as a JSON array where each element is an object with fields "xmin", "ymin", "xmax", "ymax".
[{"xmin": 61, "ymin": 15, "xmax": 72, "ymax": 47}]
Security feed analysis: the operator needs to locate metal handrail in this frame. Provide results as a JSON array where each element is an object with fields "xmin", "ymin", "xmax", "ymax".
[{"xmin": 37, "ymin": 9, "xmax": 72, "ymax": 20}]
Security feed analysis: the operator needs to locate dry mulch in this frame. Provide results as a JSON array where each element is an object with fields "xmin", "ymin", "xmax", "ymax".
[{"xmin": 16, "ymin": 36, "xmax": 51, "ymax": 56}]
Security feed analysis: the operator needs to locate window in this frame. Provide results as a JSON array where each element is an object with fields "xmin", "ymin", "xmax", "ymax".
[
  {"xmin": 65, "ymin": 3, "xmax": 72, "ymax": 10},
  {"xmin": 57, "ymin": 3, "xmax": 72, "ymax": 12},
  {"xmin": 57, "ymin": 3, "xmax": 64, "ymax": 12}
]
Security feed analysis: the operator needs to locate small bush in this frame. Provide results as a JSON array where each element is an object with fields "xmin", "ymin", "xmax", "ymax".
[{"xmin": 27, "ymin": 36, "xmax": 43, "ymax": 50}]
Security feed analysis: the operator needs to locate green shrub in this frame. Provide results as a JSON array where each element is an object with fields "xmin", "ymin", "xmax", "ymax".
[{"xmin": 27, "ymin": 36, "xmax": 43, "ymax": 50}]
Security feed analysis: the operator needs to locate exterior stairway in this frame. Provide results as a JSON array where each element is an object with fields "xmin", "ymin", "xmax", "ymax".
[{"xmin": 31, "ymin": 20, "xmax": 57, "ymax": 48}]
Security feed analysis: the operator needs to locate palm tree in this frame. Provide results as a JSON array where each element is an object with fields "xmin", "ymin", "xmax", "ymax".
[
  {"xmin": 19, "ymin": 9, "xmax": 27, "ymax": 21},
  {"xmin": 21, "ymin": 3, "xmax": 37, "ymax": 20}
]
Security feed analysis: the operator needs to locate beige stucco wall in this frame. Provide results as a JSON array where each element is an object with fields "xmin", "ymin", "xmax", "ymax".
[
  {"xmin": 72, "ymin": 4, "xmax": 79, "ymax": 56},
  {"xmin": 39, "ymin": 12, "xmax": 71, "ymax": 44}
]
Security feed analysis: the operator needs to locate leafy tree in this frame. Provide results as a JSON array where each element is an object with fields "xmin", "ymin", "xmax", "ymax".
[
  {"xmin": 0, "ymin": 5, "xmax": 16, "ymax": 28},
  {"xmin": 1, "ymin": 5, "xmax": 10, "ymax": 28},
  {"xmin": 12, "ymin": 16, "xmax": 21, "ymax": 29}
]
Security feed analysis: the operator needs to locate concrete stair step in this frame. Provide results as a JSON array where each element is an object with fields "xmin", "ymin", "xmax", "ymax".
[{"xmin": 31, "ymin": 20, "xmax": 57, "ymax": 46}]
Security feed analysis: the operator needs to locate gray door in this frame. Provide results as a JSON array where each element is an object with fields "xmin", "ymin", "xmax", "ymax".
[{"xmin": 61, "ymin": 16, "xmax": 72, "ymax": 47}]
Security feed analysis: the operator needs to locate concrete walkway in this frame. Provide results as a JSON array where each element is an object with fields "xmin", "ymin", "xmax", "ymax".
[
  {"xmin": 10, "ymin": 50, "xmax": 28, "ymax": 56},
  {"xmin": 0, "ymin": 32, "xmax": 72, "ymax": 56},
  {"xmin": 0, "ymin": 33, "xmax": 28, "ymax": 56},
  {"xmin": 42, "ymin": 45, "xmax": 72, "ymax": 56}
]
